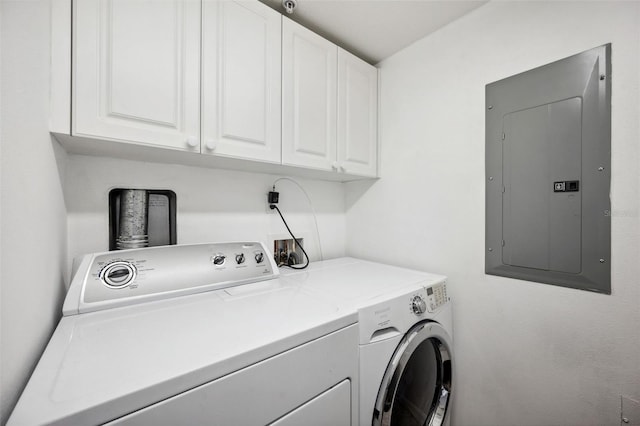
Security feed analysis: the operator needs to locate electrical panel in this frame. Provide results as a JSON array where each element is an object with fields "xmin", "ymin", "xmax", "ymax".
[{"xmin": 485, "ymin": 44, "xmax": 611, "ymax": 293}]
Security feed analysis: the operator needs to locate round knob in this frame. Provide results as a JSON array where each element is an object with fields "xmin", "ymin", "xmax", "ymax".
[
  {"xmin": 211, "ymin": 254, "xmax": 226, "ymax": 266},
  {"xmin": 205, "ymin": 139, "xmax": 216, "ymax": 151},
  {"xmin": 411, "ymin": 295, "xmax": 427, "ymax": 315},
  {"xmin": 255, "ymin": 252, "xmax": 264, "ymax": 263},
  {"xmin": 235, "ymin": 253, "xmax": 245, "ymax": 264},
  {"xmin": 331, "ymin": 162, "xmax": 338, "ymax": 170},
  {"xmin": 99, "ymin": 261, "xmax": 137, "ymax": 289},
  {"xmin": 186, "ymin": 136, "xmax": 198, "ymax": 148}
]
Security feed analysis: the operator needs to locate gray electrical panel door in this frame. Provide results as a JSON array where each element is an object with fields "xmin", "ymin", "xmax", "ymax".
[{"xmin": 486, "ymin": 44, "xmax": 611, "ymax": 294}]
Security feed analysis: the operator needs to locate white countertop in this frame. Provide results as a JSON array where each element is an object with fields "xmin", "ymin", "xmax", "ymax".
[{"xmin": 280, "ymin": 257, "xmax": 446, "ymax": 308}]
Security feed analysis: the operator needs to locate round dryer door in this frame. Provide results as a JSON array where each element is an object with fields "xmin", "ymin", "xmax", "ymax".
[{"xmin": 372, "ymin": 321, "xmax": 453, "ymax": 426}]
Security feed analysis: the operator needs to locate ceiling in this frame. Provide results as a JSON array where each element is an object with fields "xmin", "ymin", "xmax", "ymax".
[{"xmin": 259, "ymin": 0, "xmax": 487, "ymax": 64}]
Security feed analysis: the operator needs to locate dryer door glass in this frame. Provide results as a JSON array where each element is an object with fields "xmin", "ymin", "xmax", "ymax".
[{"xmin": 373, "ymin": 322, "xmax": 453, "ymax": 426}]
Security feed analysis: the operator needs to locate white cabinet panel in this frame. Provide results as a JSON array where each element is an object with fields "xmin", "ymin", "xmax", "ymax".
[
  {"xmin": 74, "ymin": 0, "xmax": 200, "ymax": 151},
  {"xmin": 270, "ymin": 380, "xmax": 351, "ymax": 426},
  {"xmin": 337, "ymin": 49, "xmax": 378, "ymax": 177},
  {"xmin": 202, "ymin": 0, "xmax": 282, "ymax": 162},
  {"xmin": 282, "ymin": 17, "xmax": 337, "ymax": 171},
  {"xmin": 106, "ymin": 326, "xmax": 358, "ymax": 426}
]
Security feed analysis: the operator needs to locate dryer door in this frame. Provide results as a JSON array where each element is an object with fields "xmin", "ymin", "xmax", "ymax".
[{"xmin": 372, "ymin": 321, "xmax": 453, "ymax": 426}]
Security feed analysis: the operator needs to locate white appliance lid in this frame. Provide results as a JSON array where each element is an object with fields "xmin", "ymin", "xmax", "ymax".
[
  {"xmin": 8, "ymin": 278, "xmax": 356, "ymax": 426},
  {"xmin": 280, "ymin": 257, "xmax": 447, "ymax": 307}
]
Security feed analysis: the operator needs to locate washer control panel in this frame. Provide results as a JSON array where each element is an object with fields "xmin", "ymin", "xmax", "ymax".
[
  {"xmin": 65, "ymin": 242, "xmax": 278, "ymax": 315},
  {"xmin": 425, "ymin": 282, "xmax": 448, "ymax": 313}
]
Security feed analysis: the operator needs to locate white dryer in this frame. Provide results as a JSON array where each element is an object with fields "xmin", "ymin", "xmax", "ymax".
[
  {"xmin": 281, "ymin": 258, "xmax": 454, "ymax": 426},
  {"xmin": 7, "ymin": 243, "xmax": 359, "ymax": 426}
]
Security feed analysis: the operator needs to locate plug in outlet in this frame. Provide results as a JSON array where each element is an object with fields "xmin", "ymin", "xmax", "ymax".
[
  {"xmin": 273, "ymin": 238, "xmax": 304, "ymax": 267},
  {"xmin": 268, "ymin": 191, "xmax": 279, "ymax": 205},
  {"xmin": 265, "ymin": 188, "xmax": 279, "ymax": 213}
]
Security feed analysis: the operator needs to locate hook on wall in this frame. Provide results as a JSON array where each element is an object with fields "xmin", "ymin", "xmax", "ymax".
[{"xmin": 283, "ymin": 0, "xmax": 297, "ymax": 14}]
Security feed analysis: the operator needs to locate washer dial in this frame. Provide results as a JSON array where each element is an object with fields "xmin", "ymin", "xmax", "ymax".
[
  {"xmin": 411, "ymin": 295, "xmax": 427, "ymax": 315},
  {"xmin": 212, "ymin": 254, "xmax": 226, "ymax": 266},
  {"xmin": 99, "ymin": 261, "xmax": 137, "ymax": 289}
]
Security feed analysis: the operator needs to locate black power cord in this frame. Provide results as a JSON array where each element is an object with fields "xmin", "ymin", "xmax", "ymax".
[{"xmin": 270, "ymin": 204, "xmax": 310, "ymax": 270}]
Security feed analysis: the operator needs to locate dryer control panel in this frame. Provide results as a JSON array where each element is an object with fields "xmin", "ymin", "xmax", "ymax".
[
  {"xmin": 63, "ymin": 242, "xmax": 278, "ymax": 315},
  {"xmin": 425, "ymin": 282, "xmax": 448, "ymax": 313}
]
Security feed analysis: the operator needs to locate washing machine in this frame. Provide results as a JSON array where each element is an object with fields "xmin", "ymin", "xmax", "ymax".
[
  {"xmin": 281, "ymin": 258, "xmax": 454, "ymax": 426},
  {"xmin": 7, "ymin": 242, "xmax": 359, "ymax": 426}
]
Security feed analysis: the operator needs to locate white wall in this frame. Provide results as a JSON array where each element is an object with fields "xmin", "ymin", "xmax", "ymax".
[
  {"xmin": 0, "ymin": 1, "xmax": 68, "ymax": 424},
  {"xmin": 346, "ymin": 2, "xmax": 640, "ymax": 426},
  {"xmin": 64, "ymin": 155, "xmax": 346, "ymax": 274}
]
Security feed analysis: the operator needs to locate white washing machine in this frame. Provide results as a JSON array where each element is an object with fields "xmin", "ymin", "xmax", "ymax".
[
  {"xmin": 281, "ymin": 258, "xmax": 454, "ymax": 426},
  {"xmin": 7, "ymin": 242, "xmax": 359, "ymax": 426}
]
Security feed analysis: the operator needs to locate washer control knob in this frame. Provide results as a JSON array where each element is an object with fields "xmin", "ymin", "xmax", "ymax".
[
  {"xmin": 255, "ymin": 252, "xmax": 264, "ymax": 263},
  {"xmin": 212, "ymin": 254, "xmax": 226, "ymax": 266},
  {"xmin": 100, "ymin": 261, "xmax": 137, "ymax": 289},
  {"xmin": 235, "ymin": 253, "xmax": 245, "ymax": 264},
  {"xmin": 411, "ymin": 295, "xmax": 427, "ymax": 315}
]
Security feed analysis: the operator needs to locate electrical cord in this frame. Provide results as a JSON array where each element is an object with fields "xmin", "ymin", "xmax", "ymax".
[
  {"xmin": 270, "ymin": 204, "xmax": 310, "ymax": 269},
  {"xmin": 272, "ymin": 177, "xmax": 323, "ymax": 261}
]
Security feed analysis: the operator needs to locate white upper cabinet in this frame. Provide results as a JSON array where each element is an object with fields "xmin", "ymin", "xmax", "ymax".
[
  {"xmin": 202, "ymin": 1, "xmax": 282, "ymax": 162},
  {"xmin": 282, "ymin": 17, "xmax": 337, "ymax": 171},
  {"xmin": 62, "ymin": 1, "xmax": 377, "ymax": 180},
  {"xmin": 282, "ymin": 18, "xmax": 378, "ymax": 177},
  {"xmin": 337, "ymin": 49, "xmax": 378, "ymax": 177},
  {"xmin": 73, "ymin": 0, "xmax": 201, "ymax": 151}
]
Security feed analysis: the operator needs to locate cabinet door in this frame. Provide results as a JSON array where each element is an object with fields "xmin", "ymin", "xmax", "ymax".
[
  {"xmin": 337, "ymin": 49, "xmax": 378, "ymax": 177},
  {"xmin": 202, "ymin": 0, "xmax": 282, "ymax": 162},
  {"xmin": 74, "ymin": 0, "xmax": 200, "ymax": 151},
  {"xmin": 282, "ymin": 17, "xmax": 337, "ymax": 171}
]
